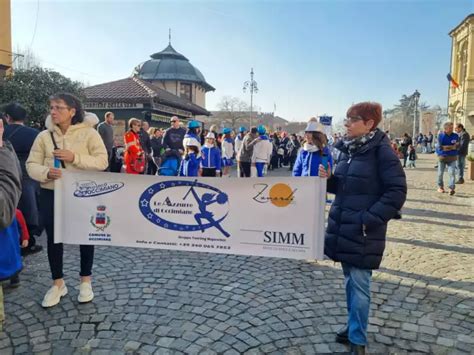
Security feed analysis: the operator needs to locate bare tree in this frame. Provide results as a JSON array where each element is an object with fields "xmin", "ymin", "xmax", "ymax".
[
  {"xmin": 217, "ymin": 96, "xmax": 249, "ymax": 129},
  {"xmin": 12, "ymin": 46, "xmax": 41, "ymax": 70}
]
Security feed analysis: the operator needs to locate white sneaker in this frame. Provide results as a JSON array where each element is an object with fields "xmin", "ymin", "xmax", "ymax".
[
  {"xmin": 78, "ymin": 282, "xmax": 94, "ymax": 303},
  {"xmin": 42, "ymin": 283, "xmax": 68, "ymax": 308}
]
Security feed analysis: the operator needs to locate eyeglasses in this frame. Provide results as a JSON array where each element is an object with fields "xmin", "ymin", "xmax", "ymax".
[
  {"xmin": 50, "ymin": 105, "xmax": 70, "ymax": 112},
  {"xmin": 170, "ymin": 120, "xmax": 178, "ymax": 123},
  {"xmin": 344, "ymin": 116, "xmax": 364, "ymax": 125}
]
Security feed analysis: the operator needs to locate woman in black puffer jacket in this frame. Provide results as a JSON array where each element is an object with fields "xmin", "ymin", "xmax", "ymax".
[{"xmin": 320, "ymin": 102, "xmax": 407, "ymax": 355}]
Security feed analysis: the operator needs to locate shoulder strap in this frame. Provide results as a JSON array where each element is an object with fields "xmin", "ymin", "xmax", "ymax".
[
  {"xmin": 4, "ymin": 125, "xmax": 23, "ymax": 141},
  {"xmin": 50, "ymin": 132, "xmax": 66, "ymax": 168}
]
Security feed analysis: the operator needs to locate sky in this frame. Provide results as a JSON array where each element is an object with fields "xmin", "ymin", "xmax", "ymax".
[{"xmin": 10, "ymin": 0, "xmax": 474, "ymax": 122}]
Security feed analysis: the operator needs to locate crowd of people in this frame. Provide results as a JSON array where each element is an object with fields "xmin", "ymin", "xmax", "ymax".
[
  {"xmin": 109, "ymin": 114, "xmax": 336, "ymax": 179},
  {"xmin": 387, "ymin": 123, "xmax": 471, "ymax": 195},
  {"xmin": 9, "ymin": 93, "xmax": 474, "ymax": 354}
]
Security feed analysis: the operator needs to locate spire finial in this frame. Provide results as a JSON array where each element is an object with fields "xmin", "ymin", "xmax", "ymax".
[{"xmin": 169, "ymin": 28, "xmax": 171, "ymax": 45}]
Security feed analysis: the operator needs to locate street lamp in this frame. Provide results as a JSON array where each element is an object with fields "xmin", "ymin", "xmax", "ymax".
[
  {"xmin": 412, "ymin": 90, "xmax": 420, "ymax": 140},
  {"xmin": 243, "ymin": 68, "xmax": 258, "ymax": 128}
]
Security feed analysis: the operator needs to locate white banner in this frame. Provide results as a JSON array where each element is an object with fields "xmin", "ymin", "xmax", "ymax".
[{"xmin": 55, "ymin": 171, "xmax": 326, "ymax": 260}]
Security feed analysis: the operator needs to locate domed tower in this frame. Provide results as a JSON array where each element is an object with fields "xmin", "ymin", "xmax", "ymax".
[{"xmin": 135, "ymin": 39, "xmax": 215, "ymax": 110}]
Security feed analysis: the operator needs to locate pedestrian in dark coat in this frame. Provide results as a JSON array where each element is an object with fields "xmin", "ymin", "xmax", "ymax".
[
  {"xmin": 3, "ymin": 103, "xmax": 43, "ymax": 255},
  {"xmin": 0, "ymin": 119, "xmax": 22, "ymax": 229},
  {"xmin": 320, "ymin": 102, "xmax": 407, "ymax": 355},
  {"xmin": 399, "ymin": 133, "xmax": 412, "ymax": 168}
]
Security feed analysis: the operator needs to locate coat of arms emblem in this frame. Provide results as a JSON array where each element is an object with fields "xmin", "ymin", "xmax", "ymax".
[{"xmin": 90, "ymin": 205, "xmax": 111, "ymax": 231}]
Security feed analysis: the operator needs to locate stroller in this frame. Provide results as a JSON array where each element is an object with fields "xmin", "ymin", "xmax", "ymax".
[
  {"xmin": 110, "ymin": 146, "xmax": 125, "ymax": 173},
  {"xmin": 158, "ymin": 150, "xmax": 181, "ymax": 176}
]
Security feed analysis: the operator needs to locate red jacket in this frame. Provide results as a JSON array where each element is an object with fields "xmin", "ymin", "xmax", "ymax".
[
  {"xmin": 15, "ymin": 209, "xmax": 29, "ymax": 242},
  {"xmin": 123, "ymin": 130, "xmax": 144, "ymax": 174}
]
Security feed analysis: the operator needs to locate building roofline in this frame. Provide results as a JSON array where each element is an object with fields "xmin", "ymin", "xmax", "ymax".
[
  {"xmin": 84, "ymin": 77, "xmax": 210, "ymax": 116},
  {"xmin": 449, "ymin": 13, "xmax": 474, "ymax": 36}
]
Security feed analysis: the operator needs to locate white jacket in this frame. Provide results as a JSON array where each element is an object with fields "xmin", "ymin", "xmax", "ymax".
[
  {"xmin": 252, "ymin": 137, "xmax": 273, "ymax": 163},
  {"xmin": 222, "ymin": 139, "xmax": 234, "ymax": 160},
  {"xmin": 26, "ymin": 112, "xmax": 108, "ymax": 190},
  {"xmin": 234, "ymin": 135, "xmax": 244, "ymax": 157}
]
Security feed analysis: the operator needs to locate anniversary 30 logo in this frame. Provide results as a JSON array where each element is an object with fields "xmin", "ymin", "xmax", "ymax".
[
  {"xmin": 139, "ymin": 180, "xmax": 230, "ymax": 237},
  {"xmin": 74, "ymin": 180, "xmax": 124, "ymax": 197}
]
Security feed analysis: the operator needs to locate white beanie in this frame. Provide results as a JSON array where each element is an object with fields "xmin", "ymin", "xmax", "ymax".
[
  {"xmin": 305, "ymin": 119, "xmax": 323, "ymax": 133},
  {"xmin": 206, "ymin": 132, "xmax": 216, "ymax": 139}
]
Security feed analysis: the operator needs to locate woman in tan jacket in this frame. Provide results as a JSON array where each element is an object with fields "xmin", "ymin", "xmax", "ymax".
[{"xmin": 26, "ymin": 93, "xmax": 108, "ymax": 308}]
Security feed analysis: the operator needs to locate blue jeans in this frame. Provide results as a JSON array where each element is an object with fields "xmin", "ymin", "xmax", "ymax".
[
  {"xmin": 457, "ymin": 155, "xmax": 466, "ymax": 179},
  {"xmin": 437, "ymin": 160, "xmax": 457, "ymax": 189},
  {"xmin": 255, "ymin": 162, "xmax": 266, "ymax": 177},
  {"xmin": 342, "ymin": 263, "xmax": 372, "ymax": 346}
]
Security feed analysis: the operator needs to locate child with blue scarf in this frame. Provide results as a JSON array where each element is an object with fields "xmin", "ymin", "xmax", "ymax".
[{"xmin": 293, "ymin": 118, "xmax": 332, "ymax": 177}]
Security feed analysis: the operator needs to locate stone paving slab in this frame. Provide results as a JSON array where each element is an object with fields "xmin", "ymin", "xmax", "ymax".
[{"xmin": 1, "ymin": 154, "xmax": 473, "ymax": 354}]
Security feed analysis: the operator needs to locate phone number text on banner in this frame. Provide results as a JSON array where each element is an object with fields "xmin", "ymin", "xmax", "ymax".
[{"xmin": 55, "ymin": 171, "xmax": 326, "ymax": 260}]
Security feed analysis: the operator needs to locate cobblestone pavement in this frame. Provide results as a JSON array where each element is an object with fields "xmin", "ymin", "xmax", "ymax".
[{"xmin": 1, "ymin": 154, "xmax": 473, "ymax": 354}]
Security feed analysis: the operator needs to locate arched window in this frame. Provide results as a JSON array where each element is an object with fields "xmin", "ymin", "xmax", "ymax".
[{"xmin": 459, "ymin": 41, "xmax": 468, "ymax": 84}]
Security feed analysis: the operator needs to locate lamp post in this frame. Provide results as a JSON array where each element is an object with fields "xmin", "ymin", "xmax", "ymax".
[
  {"xmin": 243, "ymin": 68, "xmax": 258, "ymax": 128},
  {"xmin": 412, "ymin": 90, "xmax": 420, "ymax": 140}
]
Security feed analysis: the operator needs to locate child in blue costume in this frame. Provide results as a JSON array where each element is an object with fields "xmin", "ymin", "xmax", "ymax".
[
  {"xmin": 201, "ymin": 132, "xmax": 222, "ymax": 177},
  {"xmin": 180, "ymin": 145, "xmax": 200, "ymax": 177},
  {"xmin": 293, "ymin": 118, "xmax": 332, "ymax": 177},
  {"xmin": 183, "ymin": 120, "xmax": 202, "ymax": 153},
  {"xmin": 180, "ymin": 120, "xmax": 202, "ymax": 177}
]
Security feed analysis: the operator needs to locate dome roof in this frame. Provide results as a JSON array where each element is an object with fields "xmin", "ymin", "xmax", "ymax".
[{"xmin": 136, "ymin": 44, "xmax": 215, "ymax": 92}]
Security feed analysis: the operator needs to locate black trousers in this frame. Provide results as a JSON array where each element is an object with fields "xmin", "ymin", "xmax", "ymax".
[
  {"xmin": 202, "ymin": 168, "xmax": 217, "ymax": 177},
  {"xmin": 239, "ymin": 162, "xmax": 251, "ymax": 177},
  {"xmin": 40, "ymin": 189, "xmax": 94, "ymax": 280}
]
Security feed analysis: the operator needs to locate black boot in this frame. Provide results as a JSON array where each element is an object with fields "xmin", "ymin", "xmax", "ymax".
[
  {"xmin": 10, "ymin": 275, "xmax": 20, "ymax": 288},
  {"xmin": 350, "ymin": 343, "xmax": 366, "ymax": 355},
  {"xmin": 335, "ymin": 325, "xmax": 349, "ymax": 344}
]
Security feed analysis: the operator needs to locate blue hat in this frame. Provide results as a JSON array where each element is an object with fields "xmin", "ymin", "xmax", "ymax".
[
  {"xmin": 187, "ymin": 120, "xmax": 201, "ymax": 129},
  {"xmin": 222, "ymin": 127, "xmax": 232, "ymax": 134},
  {"xmin": 239, "ymin": 126, "xmax": 247, "ymax": 133},
  {"xmin": 257, "ymin": 125, "xmax": 266, "ymax": 135}
]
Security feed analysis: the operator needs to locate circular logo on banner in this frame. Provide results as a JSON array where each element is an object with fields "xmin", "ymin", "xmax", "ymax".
[
  {"xmin": 139, "ymin": 180, "xmax": 230, "ymax": 237},
  {"xmin": 269, "ymin": 183, "xmax": 293, "ymax": 207}
]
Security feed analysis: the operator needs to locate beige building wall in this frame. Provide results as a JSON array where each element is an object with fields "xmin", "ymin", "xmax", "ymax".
[
  {"xmin": 0, "ymin": 0, "xmax": 12, "ymax": 77},
  {"xmin": 448, "ymin": 14, "xmax": 474, "ymax": 134},
  {"xmin": 194, "ymin": 84, "xmax": 206, "ymax": 108},
  {"xmin": 152, "ymin": 80, "xmax": 179, "ymax": 96},
  {"xmin": 420, "ymin": 111, "xmax": 436, "ymax": 134},
  {"xmin": 151, "ymin": 80, "xmax": 207, "ymax": 110}
]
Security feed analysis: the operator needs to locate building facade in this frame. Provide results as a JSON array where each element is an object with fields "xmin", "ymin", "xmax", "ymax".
[
  {"xmin": 84, "ymin": 40, "xmax": 215, "ymax": 139},
  {"xmin": 134, "ymin": 42, "xmax": 214, "ymax": 111},
  {"xmin": 448, "ymin": 14, "xmax": 474, "ymax": 133},
  {"xmin": 0, "ymin": 0, "xmax": 12, "ymax": 78}
]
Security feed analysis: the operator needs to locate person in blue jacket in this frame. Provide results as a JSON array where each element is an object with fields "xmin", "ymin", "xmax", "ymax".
[
  {"xmin": 183, "ymin": 120, "xmax": 202, "ymax": 153},
  {"xmin": 292, "ymin": 118, "xmax": 332, "ymax": 177},
  {"xmin": 200, "ymin": 132, "xmax": 221, "ymax": 177},
  {"xmin": 436, "ymin": 122, "xmax": 459, "ymax": 195},
  {"xmin": 179, "ymin": 145, "xmax": 200, "ymax": 177},
  {"xmin": 0, "ymin": 216, "xmax": 22, "ymax": 284},
  {"xmin": 319, "ymin": 102, "xmax": 407, "ymax": 355}
]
